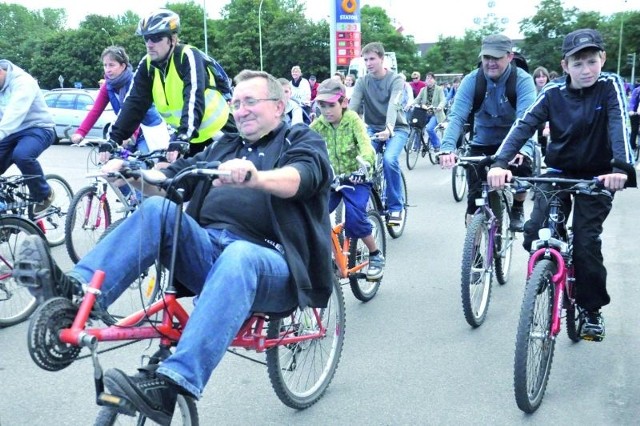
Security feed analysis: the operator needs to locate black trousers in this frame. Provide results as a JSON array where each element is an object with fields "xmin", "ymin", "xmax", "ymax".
[{"xmin": 523, "ymin": 173, "xmax": 613, "ymax": 311}]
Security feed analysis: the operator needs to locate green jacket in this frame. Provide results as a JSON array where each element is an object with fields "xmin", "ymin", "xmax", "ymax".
[{"xmin": 311, "ymin": 110, "xmax": 376, "ymax": 175}]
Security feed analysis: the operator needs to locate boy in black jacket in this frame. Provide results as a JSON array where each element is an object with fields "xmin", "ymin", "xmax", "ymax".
[{"xmin": 487, "ymin": 29, "xmax": 634, "ymax": 342}]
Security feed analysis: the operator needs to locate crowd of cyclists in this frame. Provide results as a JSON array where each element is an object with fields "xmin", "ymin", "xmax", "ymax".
[{"xmin": 1, "ymin": 5, "xmax": 637, "ymax": 422}]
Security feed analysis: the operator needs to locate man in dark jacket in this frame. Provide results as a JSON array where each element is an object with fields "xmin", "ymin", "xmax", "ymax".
[{"xmin": 14, "ymin": 69, "xmax": 333, "ymax": 424}]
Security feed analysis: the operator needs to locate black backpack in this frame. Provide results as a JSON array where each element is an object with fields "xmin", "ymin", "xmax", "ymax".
[{"xmin": 467, "ymin": 52, "xmax": 529, "ymax": 135}]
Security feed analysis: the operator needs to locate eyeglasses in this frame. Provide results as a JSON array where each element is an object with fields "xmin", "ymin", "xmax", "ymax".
[
  {"xmin": 230, "ymin": 97, "xmax": 279, "ymax": 111},
  {"xmin": 412, "ymin": 77, "xmax": 419, "ymax": 80},
  {"xmin": 143, "ymin": 33, "xmax": 168, "ymax": 43}
]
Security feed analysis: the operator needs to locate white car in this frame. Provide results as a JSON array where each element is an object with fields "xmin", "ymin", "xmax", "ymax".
[{"xmin": 44, "ymin": 89, "xmax": 116, "ymax": 143}]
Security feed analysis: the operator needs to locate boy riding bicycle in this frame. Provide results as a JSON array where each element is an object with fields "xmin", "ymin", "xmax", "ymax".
[
  {"xmin": 487, "ymin": 29, "xmax": 634, "ymax": 342},
  {"xmin": 310, "ymin": 79, "xmax": 385, "ymax": 280}
]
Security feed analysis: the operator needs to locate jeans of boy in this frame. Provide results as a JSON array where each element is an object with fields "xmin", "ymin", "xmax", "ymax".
[
  {"xmin": 425, "ymin": 115, "xmax": 440, "ymax": 149},
  {"xmin": 71, "ymin": 196, "xmax": 297, "ymax": 398},
  {"xmin": 329, "ymin": 183, "xmax": 372, "ymax": 239},
  {"xmin": 369, "ymin": 128, "xmax": 408, "ymax": 213},
  {"xmin": 522, "ymin": 174, "xmax": 613, "ymax": 311},
  {"xmin": 0, "ymin": 127, "xmax": 54, "ymax": 201}
]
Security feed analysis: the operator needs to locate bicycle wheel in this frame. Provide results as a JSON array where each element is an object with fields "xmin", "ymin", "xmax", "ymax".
[
  {"xmin": 460, "ymin": 214, "xmax": 493, "ymax": 327},
  {"xmin": 65, "ymin": 186, "xmax": 111, "ymax": 264},
  {"xmin": 386, "ymin": 171, "xmax": 407, "ymax": 239},
  {"xmin": 348, "ymin": 210, "xmax": 386, "ymax": 302},
  {"xmin": 427, "ymin": 134, "xmax": 439, "ymax": 165},
  {"xmin": 493, "ymin": 192, "xmax": 514, "ymax": 285},
  {"xmin": 35, "ymin": 174, "xmax": 73, "ymax": 247},
  {"xmin": 266, "ymin": 276, "xmax": 345, "ymax": 409},
  {"xmin": 0, "ymin": 216, "xmax": 45, "ymax": 327},
  {"xmin": 94, "ymin": 394, "xmax": 199, "ymax": 425},
  {"xmin": 451, "ymin": 165, "xmax": 467, "ymax": 202},
  {"xmin": 97, "ymin": 218, "xmax": 165, "ymax": 321},
  {"xmin": 405, "ymin": 129, "xmax": 420, "ymax": 170},
  {"xmin": 514, "ymin": 259, "xmax": 557, "ymax": 413}
]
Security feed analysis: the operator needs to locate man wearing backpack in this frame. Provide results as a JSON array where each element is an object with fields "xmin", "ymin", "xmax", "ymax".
[
  {"xmin": 106, "ymin": 8, "xmax": 236, "ymax": 161},
  {"xmin": 439, "ymin": 34, "xmax": 537, "ymax": 230}
]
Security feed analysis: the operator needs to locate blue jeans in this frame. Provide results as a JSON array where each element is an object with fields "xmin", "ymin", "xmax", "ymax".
[
  {"xmin": 425, "ymin": 116, "xmax": 440, "ymax": 149},
  {"xmin": 72, "ymin": 196, "xmax": 297, "ymax": 398},
  {"xmin": 369, "ymin": 128, "xmax": 408, "ymax": 212},
  {"xmin": 329, "ymin": 183, "xmax": 372, "ymax": 239},
  {"xmin": 0, "ymin": 127, "xmax": 54, "ymax": 201}
]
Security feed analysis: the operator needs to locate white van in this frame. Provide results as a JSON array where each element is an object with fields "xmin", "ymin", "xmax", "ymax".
[{"xmin": 347, "ymin": 52, "xmax": 398, "ymax": 80}]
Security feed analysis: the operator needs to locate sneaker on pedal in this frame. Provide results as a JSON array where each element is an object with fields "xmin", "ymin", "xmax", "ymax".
[
  {"xmin": 367, "ymin": 253, "xmax": 385, "ymax": 280},
  {"xmin": 509, "ymin": 204, "xmax": 525, "ymax": 232},
  {"xmin": 388, "ymin": 210, "xmax": 403, "ymax": 226},
  {"xmin": 104, "ymin": 367, "xmax": 178, "ymax": 425},
  {"xmin": 33, "ymin": 188, "xmax": 55, "ymax": 215},
  {"xmin": 580, "ymin": 309, "xmax": 605, "ymax": 342}
]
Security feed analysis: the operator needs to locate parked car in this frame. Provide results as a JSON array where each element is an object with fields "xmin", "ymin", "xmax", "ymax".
[{"xmin": 43, "ymin": 88, "xmax": 116, "ymax": 144}]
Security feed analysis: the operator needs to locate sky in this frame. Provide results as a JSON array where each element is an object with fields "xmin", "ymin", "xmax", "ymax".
[{"xmin": 11, "ymin": 0, "xmax": 638, "ymax": 43}]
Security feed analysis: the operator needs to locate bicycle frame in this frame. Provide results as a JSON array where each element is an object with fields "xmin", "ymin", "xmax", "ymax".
[{"xmin": 331, "ymin": 221, "xmax": 368, "ymax": 280}]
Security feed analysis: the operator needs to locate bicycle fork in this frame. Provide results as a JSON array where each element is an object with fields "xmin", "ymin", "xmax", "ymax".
[{"xmin": 528, "ymin": 248, "xmax": 567, "ymax": 337}]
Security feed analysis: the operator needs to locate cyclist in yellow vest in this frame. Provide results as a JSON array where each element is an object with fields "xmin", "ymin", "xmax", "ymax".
[{"xmin": 106, "ymin": 9, "xmax": 235, "ymax": 161}]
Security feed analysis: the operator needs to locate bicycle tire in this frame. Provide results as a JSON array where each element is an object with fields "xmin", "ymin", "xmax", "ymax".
[
  {"xmin": 405, "ymin": 129, "xmax": 420, "ymax": 170},
  {"xmin": 266, "ymin": 276, "xmax": 345, "ymax": 409},
  {"xmin": 513, "ymin": 259, "xmax": 556, "ymax": 413},
  {"xmin": 0, "ymin": 216, "xmax": 45, "ymax": 327},
  {"xmin": 428, "ymin": 126, "xmax": 444, "ymax": 165},
  {"xmin": 65, "ymin": 186, "xmax": 111, "ymax": 264},
  {"xmin": 34, "ymin": 174, "xmax": 73, "ymax": 247},
  {"xmin": 460, "ymin": 214, "xmax": 493, "ymax": 327},
  {"xmin": 97, "ymin": 217, "xmax": 165, "ymax": 321},
  {"xmin": 386, "ymin": 171, "xmax": 407, "ymax": 239},
  {"xmin": 348, "ymin": 210, "xmax": 386, "ymax": 302},
  {"xmin": 94, "ymin": 394, "xmax": 199, "ymax": 426},
  {"xmin": 493, "ymin": 192, "xmax": 514, "ymax": 285},
  {"xmin": 451, "ymin": 165, "xmax": 467, "ymax": 202}
]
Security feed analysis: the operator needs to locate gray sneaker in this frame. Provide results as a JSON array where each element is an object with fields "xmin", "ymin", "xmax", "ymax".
[
  {"xmin": 367, "ymin": 253, "xmax": 385, "ymax": 280},
  {"xmin": 580, "ymin": 309, "xmax": 605, "ymax": 342},
  {"xmin": 33, "ymin": 188, "xmax": 55, "ymax": 215}
]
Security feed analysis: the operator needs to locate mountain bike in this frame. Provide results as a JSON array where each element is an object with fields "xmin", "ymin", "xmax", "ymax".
[
  {"xmin": 458, "ymin": 156, "xmax": 515, "ymax": 327},
  {"xmin": 405, "ymin": 104, "xmax": 439, "ymax": 169},
  {"xmin": 65, "ymin": 147, "xmax": 167, "ymax": 264},
  {"xmin": 331, "ymin": 173, "xmax": 386, "ymax": 302},
  {"xmin": 369, "ymin": 137, "xmax": 408, "ymax": 238},
  {"xmin": 0, "ymin": 174, "xmax": 73, "ymax": 247},
  {"xmin": 26, "ymin": 163, "xmax": 346, "ymax": 425},
  {"xmin": 512, "ymin": 162, "xmax": 636, "ymax": 413}
]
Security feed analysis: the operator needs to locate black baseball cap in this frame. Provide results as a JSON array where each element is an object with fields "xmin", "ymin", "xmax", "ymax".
[{"xmin": 562, "ymin": 29, "xmax": 604, "ymax": 58}]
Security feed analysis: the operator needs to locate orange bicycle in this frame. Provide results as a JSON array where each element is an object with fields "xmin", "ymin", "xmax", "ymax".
[{"xmin": 330, "ymin": 175, "xmax": 386, "ymax": 302}]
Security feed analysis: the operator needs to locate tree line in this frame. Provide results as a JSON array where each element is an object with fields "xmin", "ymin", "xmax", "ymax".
[{"xmin": 0, "ymin": 0, "xmax": 637, "ymax": 90}]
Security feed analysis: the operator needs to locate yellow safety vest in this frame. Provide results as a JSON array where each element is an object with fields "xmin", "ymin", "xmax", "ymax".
[{"xmin": 149, "ymin": 46, "xmax": 229, "ymax": 143}]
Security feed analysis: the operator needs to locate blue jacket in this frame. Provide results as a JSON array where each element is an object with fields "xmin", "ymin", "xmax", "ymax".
[
  {"xmin": 105, "ymin": 78, "xmax": 162, "ymax": 128},
  {"xmin": 441, "ymin": 64, "xmax": 536, "ymax": 157}
]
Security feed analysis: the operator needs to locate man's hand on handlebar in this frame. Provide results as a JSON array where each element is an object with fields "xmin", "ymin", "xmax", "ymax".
[
  {"xmin": 508, "ymin": 153, "xmax": 525, "ymax": 166},
  {"xmin": 487, "ymin": 167, "xmax": 513, "ymax": 190},
  {"xmin": 597, "ymin": 172, "xmax": 627, "ymax": 192},
  {"xmin": 439, "ymin": 152, "xmax": 457, "ymax": 169},
  {"xmin": 212, "ymin": 158, "xmax": 257, "ymax": 188},
  {"xmin": 98, "ymin": 139, "xmax": 120, "ymax": 164}
]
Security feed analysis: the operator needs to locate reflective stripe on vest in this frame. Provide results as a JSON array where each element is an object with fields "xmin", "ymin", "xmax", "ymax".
[{"xmin": 149, "ymin": 48, "xmax": 229, "ymax": 143}]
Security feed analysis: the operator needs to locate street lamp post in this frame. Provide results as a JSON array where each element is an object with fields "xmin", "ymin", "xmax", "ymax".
[
  {"xmin": 101, "ymin": 28, "xmax": 114, "ymax": 46},
  {"xmin": 259, "ymin": 0, "xmax": 264, "ymax": 71},
  {"xmin": 203, "ymin": 0, "xmax": 208, "ymax": 55}
]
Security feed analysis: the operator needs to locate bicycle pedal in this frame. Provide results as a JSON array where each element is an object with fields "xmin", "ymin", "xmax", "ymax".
[
  {"xmin": 12, "ymin": 261, "xmax": 47, "ymax": 288},
  {"xmin": 97, "ymin": 392, "xmax": 137, "ymax": 415}
]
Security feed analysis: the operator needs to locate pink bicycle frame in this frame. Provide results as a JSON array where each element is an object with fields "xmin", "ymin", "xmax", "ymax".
[{"xmin": 527, "ymin": 248, "xmax": 567, "ymax": 337}]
